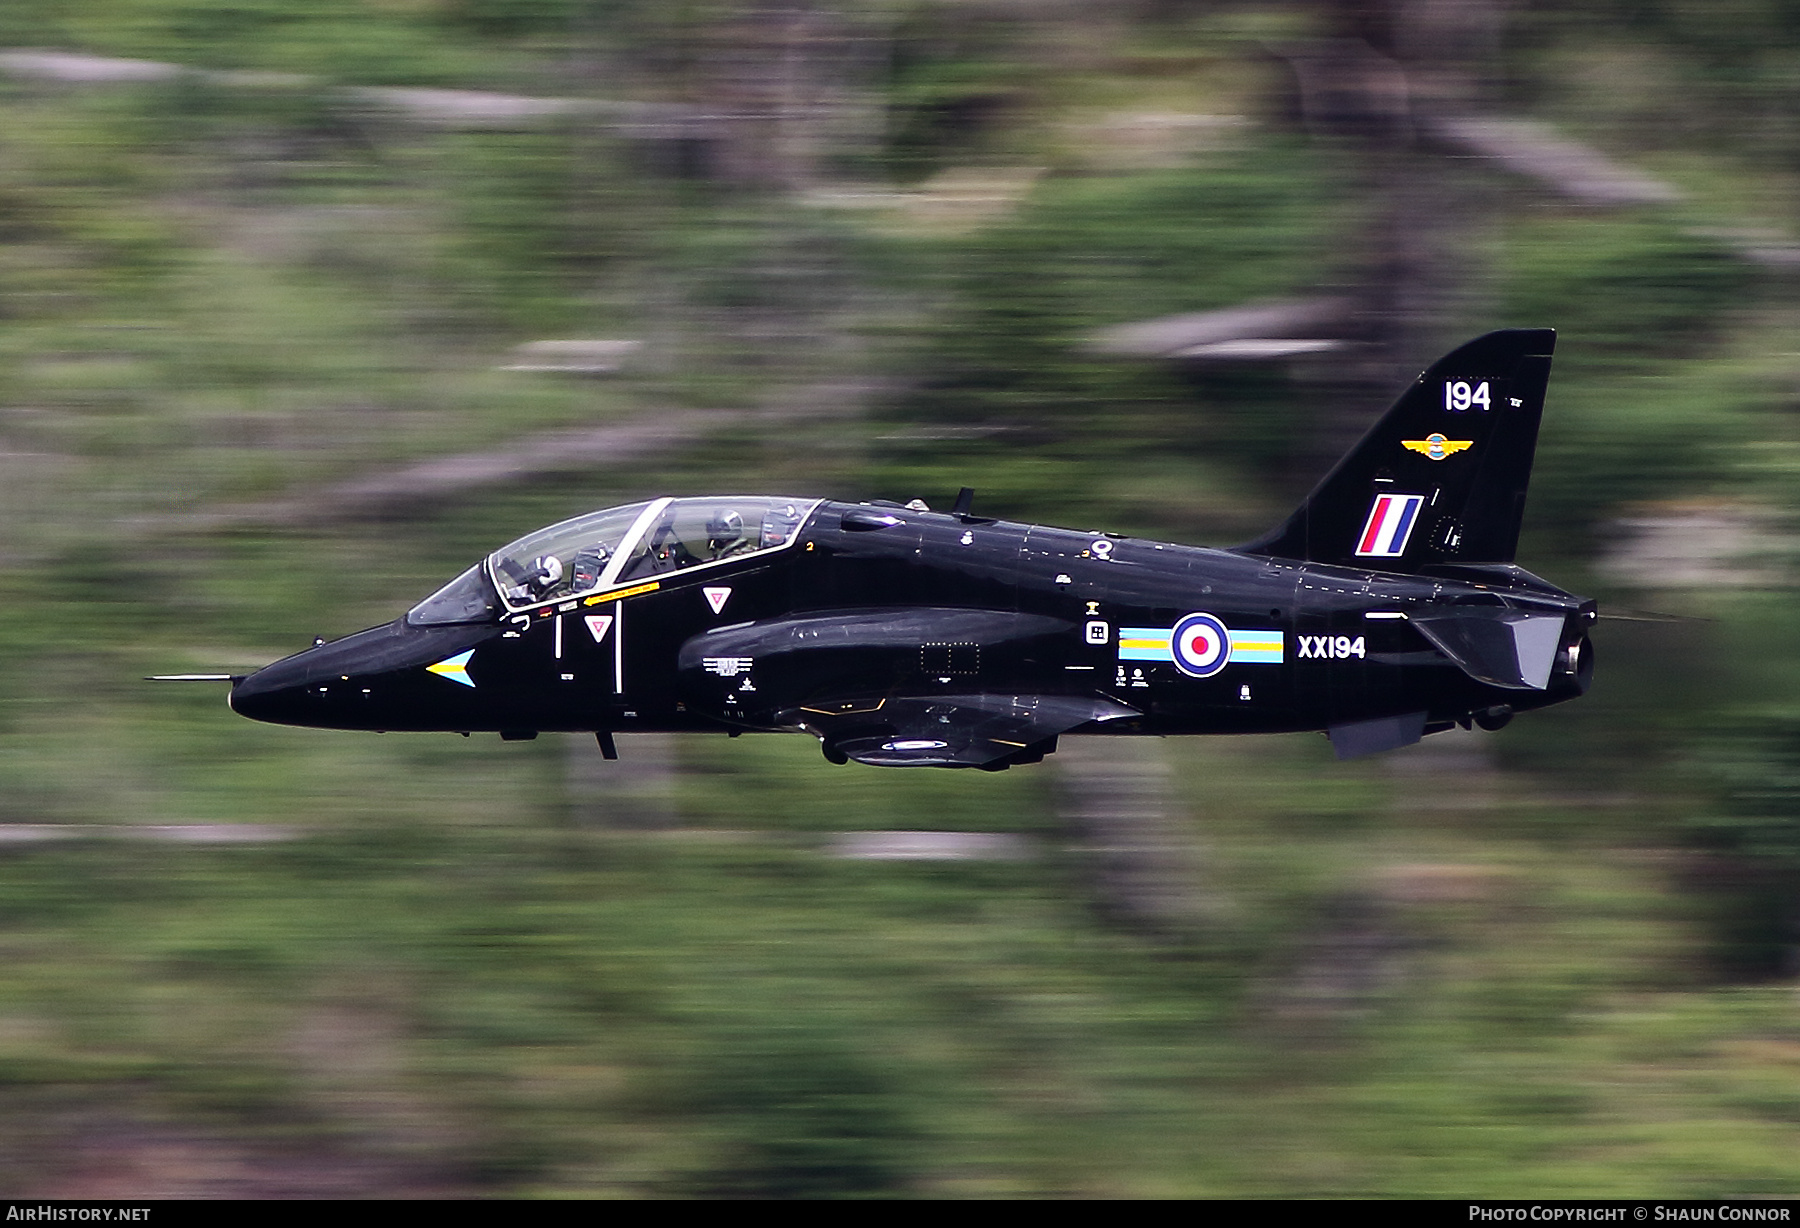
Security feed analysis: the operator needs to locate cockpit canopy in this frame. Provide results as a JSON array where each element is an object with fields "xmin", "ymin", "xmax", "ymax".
[{"xmin": 407, "ymin": 496, "xmax": 817, "ymax": 626}]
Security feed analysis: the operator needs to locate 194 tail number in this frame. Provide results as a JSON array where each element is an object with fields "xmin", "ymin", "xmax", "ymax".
[{"xmin": 1444, "ymin": 380, "xmax": 1491, "ymax": 412}]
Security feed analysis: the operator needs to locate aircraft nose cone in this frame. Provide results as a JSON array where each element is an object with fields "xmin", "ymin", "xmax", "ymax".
[
  {"xmin": 227, "ymin": 617, "xmax": 497, "ymax": 729},
  {"xmin": 227, "ymin": 625, "xmax": 396, "ymax": 727},
  {"xmin": 228, "ymin": 665, "xmax": 303, "ymax": 725}
]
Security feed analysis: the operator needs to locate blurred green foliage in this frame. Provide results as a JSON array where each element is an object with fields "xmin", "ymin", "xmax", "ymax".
[
  {"xmin": 0, "ymin": 0, "xmax": 1797, "ymax": 1199},
  {"xmin": 1517, "ymin": 0, "xmax": 1800, "ymax": 176},
  {"xmin": 904, "ymin": 149, "xmax": 1337, "ymax": 415},
  {"xmin": 879, "ymin": 4, "xmax": 1035, "ymax": 182},
  {"xmin": 873, "ymin": 147, "xmax": 1341, "ymax": 527},
  {"xmin": 1497, "ymin": 214, "xmax": 1750, "ymax": 363},
  {"xmin": 0, "ymin": 0, "xmax": 518, "ymax": 85}
]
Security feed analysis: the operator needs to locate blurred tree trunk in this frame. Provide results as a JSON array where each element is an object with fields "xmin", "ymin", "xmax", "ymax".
[
  {"xmin": 692, "ymin": 4, "xmax": 872, "ymax": 190},
  {"xmin": 1283, "ymin": 0, "xmax": 1508, "ymax": 464},
  {"xmin": 1056, "ymin": 737, "xmax": 1214, "ymax": 936}
]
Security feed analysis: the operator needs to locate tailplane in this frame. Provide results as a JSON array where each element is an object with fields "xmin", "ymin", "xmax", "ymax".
[{"xmin": 1237, "ymin": 329, "xmax": 1555, "ymax": 571}]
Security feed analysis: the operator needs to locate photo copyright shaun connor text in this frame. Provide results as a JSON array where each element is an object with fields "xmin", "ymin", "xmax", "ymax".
[{"xmin": 1471, "ymin": 1211, "xmax": 1791, "ymax": 1223}]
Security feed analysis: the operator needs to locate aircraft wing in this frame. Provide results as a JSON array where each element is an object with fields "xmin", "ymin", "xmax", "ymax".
[
  {"xmin": 788, "ymin": 692, "xmax": 1140, "ymax": 768},
  {"xmin": 677, "ymin": 607, "xmax": 1139, "ymax": 767}
]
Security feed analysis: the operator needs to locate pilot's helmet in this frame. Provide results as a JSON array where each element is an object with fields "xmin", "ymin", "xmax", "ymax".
[
  {"xmin": 705, "ymin": 509, "xmax": 744, "ymax": 553},
  {"xmin": 529, "ymin": 553, "xmax": 564, "ymax": 592}
]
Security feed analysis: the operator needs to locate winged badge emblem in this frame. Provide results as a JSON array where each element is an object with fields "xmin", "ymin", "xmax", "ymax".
[{"xmin": 1402, "ymin": 433, "xmax": 1473, "ymax": 461}]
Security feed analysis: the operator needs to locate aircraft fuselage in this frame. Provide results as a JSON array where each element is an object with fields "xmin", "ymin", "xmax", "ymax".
[
  {"xmin": 219, "ymin": 330, "xmax": 1594, "ymax": 768},
  {"xmin": 229, "ymin": 500, "xmax": 1593, "ymax": 763}
]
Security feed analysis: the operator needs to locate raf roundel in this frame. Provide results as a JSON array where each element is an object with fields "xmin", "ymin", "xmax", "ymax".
[{"xmin": 1170, "ymin": 612, "xmax": 1232, "ymax": 678}]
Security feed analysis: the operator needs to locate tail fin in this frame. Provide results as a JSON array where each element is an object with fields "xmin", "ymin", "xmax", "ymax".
[{"xmin": 1237, "ymin": 329, "xmax": 1555, "ymax": 571}]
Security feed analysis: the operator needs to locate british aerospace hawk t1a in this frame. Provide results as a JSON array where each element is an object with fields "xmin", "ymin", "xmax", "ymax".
[{"xmin": 205, "ymin": 329, "xmax": 1593, "ymax": 768}]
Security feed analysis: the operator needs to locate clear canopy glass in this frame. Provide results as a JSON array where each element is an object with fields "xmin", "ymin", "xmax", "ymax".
[
  {"xmin": 406, "ymin": 564, "xmax": 502, "ymax": 626},
  {"xmin": 412, "ymin": 497, "xmax": 821, "ymax": 618},
  {"xmin": 613, "ymin": 497, "xmax": 814, "ymax": 584},
  {"xmin": 487, "ymin": 500, "xmax": 653, "ymax": 610}
]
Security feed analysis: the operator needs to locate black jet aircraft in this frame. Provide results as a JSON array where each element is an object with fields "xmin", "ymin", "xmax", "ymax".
[{"xmin": 206, "ymin": 329, "xmax": 1593, "ymax": 768}]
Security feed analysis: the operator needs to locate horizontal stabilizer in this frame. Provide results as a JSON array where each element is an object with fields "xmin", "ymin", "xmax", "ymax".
[{"xmin": 1410, "ymin": 609, "xmax": 1565, "ymax": 690}]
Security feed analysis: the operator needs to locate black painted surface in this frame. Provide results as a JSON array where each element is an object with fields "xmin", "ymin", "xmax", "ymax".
[{"xmin": 228, "ymin": 331, "xmax": 1596, "ymax": 768}]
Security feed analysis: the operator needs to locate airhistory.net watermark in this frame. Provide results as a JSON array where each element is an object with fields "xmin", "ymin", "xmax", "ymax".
[{"xmin": 5, "ymin": 1209, "xmax": 150, "ymax": 1222}]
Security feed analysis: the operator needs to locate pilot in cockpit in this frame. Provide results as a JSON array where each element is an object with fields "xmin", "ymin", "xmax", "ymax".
[
  {"xmin": 523, "ymin": 553, "xmax": 564, "ymax": 599},
  {"xmin": 706, "ymin": 509, "xmax": 754, "ymax": 561}
]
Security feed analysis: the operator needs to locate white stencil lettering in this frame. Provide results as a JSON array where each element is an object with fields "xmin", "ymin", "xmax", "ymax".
[
  {"xmin": 1297, "ymin": 635, "xmax": 1366, "ymax": 660},
  {"xmin": 1443, "ymin": 380, "xmax": 1491, "ymax": 412}
]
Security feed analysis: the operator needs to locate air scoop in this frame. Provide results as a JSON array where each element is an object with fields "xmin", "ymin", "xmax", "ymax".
[{"xmin": 1409, "ymin": 608, "xmax": 1568, "ymax": 690}]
